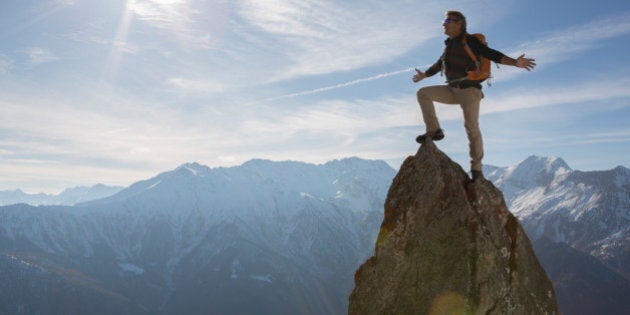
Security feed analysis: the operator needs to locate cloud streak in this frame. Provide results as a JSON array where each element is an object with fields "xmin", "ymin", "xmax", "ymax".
[
  {"xmin": 23, "ymin": 47, "xmax": 58, "ymax": 64},
  {"xmin": 166, "ymin": 77, "xmax": 226, "ymax": 94},
  {"xmin": 483, "ymin": 78, "xmax": 630, "ymax": 114},
  {"xmin": 518, "ymin": 11, "xmax": 630, "ymax": 61},
  {"xmin": 249, "ymin": 67, "xmax": 417, "ymax": 105},
  {"xmin": 2, "ymin": 1, "xmax": 628, "ymax": 192},
  {"xmin": 0, "ymin": 54, "xmax": 12, "ymax": 73},
  {"xmin": 234, "ymin": 0, "xmax": 444, "ymax": 81},
  {"xmin": 244, "ymin": 10, "xmax": 630, "ymax": 104},
  {"xmin": 494, "ymin": 11, "xmax": 630, "ymax": 81},
  {"xmin": 401, "ymin": 76, "xmax": 630, "ymax": 124}
]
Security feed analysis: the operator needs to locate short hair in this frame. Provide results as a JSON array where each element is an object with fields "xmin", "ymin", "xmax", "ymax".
[{"xmin": 446, "ymin": 10, "xmax": 467, "ymax": 32}]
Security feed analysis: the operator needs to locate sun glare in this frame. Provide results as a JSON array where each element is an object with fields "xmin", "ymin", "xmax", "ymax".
[{"xmin": 102, "ymin": 0, "xmax": 135, "ymax": 82}]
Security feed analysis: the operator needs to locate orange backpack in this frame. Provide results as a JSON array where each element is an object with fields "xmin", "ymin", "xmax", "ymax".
[{"xmin": 462, "ymin": 33, "xmax": 492, "ymax": 82}]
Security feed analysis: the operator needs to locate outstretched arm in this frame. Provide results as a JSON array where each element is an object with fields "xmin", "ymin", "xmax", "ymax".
[
  {"xmin": 468, "ymin": 37, "xmax": 536, "ymax": 71},
  {"xmin": 500, "ymin": 54, "xmax": 536, "ymax": 71},
  {"xmin": 412, "ymin": 68, "xmax": 426, "ymax": 83},
  {"xmin": 412, "ymin": 58, "xmax": 442, "ymax": 83}
]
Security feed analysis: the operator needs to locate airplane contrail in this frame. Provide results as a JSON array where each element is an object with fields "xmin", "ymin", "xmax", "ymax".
[{"xmin": 249, "ymin": 67, "xmax": 417, "ymax": 105}]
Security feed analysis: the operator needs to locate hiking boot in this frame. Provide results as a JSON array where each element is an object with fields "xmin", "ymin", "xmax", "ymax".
[
  {"xmin": 471, "ymin": 170, "xmax": 484, "ymax": 182},
  {"xmin": 415, "ymin": 128, "xmax": 444, "ymax": 144}
]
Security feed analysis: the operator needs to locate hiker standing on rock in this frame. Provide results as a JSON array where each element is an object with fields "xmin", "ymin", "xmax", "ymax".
[{"xmin": 412, "ymin": 10, "xmax": 536, "ymax": 181}]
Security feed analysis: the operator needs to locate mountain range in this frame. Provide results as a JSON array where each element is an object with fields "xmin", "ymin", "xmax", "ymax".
[
  {"xmin": 0, "ymin": 158, "xmax": 394, "ymax": 314},
  {"xmin": 0, "ymin": 156, "xmax": 628, "ymax": 314},
  {"xmin": 486, "ymin": 156, "xmax": 630, "ymax": 314},
  {"xmin": 0, "ymin": 184, "xmax": 123, "ymax": 206},
  {"xmin": 486, "ymin": 156, "xmax": 629, "ymax": 279}
]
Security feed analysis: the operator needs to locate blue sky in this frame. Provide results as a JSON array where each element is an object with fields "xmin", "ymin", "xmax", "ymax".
[{"xmin": 1, "ymin": 0, "xmax": 629, "ymax": 193}]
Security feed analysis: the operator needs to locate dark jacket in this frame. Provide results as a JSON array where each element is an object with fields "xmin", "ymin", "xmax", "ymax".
[{"xmin": 424, "ymin": 33, "xmax": 506, "ymax": 89}]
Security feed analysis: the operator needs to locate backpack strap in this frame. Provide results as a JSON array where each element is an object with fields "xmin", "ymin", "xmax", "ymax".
[
  {"xmin": 462, "ymin": 34, "xmax": 480, "ymax": 70},
  {"xmin": 439, "ymin": 47, "xmax": 447, "ymax": 77}
]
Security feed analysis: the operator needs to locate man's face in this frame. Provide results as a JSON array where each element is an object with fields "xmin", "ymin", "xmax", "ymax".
[{"xmin": 442, "ymin": 16, "xmax": 462, "ymax": 37}]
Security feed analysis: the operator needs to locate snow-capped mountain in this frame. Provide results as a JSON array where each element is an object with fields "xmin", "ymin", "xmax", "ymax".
[
  {"xmin": 0, "ymin": 158, "xmax": 396, "ymax": 314},
  {"xmin": 0, "ymin": 184, "xmax": 123, "ymax": 206},
  {"xmin": 487, "ymin": 155, "xmax": 630, "ymax": 278},
  {"xmin": 1, "ymin": 155, "xmax": 627, "ymax": 314}
]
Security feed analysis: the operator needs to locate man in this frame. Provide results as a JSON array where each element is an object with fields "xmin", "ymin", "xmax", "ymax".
[{"xmin": 412, "ymin": 11, "xmax": 536, "ymax": 181}]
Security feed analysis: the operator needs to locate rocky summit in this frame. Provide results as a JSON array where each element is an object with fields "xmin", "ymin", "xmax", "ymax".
[{"xmin": 349, "ymin": 141, "xmax": 560, "ymax": 315}]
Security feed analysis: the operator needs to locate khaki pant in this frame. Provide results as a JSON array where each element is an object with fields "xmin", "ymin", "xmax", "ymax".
[{"xmin": 416, "ymin": 85, "xmax": 484, "ymax": 171}]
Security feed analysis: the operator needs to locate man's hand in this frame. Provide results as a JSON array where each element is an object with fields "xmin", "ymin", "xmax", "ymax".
[
  {"xmin": 515, "ymin": 54, "xmax": 536, "ymax": 71},
  {"xmin": 412, "ymin": 68, "xmax": 426, "ymax": 83}
]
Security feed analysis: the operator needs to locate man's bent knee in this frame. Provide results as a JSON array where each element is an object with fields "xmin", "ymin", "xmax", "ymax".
[{"xmin": 417, "ymin": 87, "xmax": 431, "ymax": 102}]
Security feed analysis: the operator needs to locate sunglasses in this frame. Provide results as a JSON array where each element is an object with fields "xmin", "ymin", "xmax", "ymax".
[{"xmin": 443, "ymin": 18, "xmax": 460, "ymax": 24}]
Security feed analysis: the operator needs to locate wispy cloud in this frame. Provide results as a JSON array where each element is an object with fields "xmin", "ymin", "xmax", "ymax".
[
  {"xmin": 2, "ymin": 1, "xmax": 628, "ymax": 192},
  {"xmin": 235, "ymin": 0, "xmax": 444, "ymax": 81},
  {"xmin": 0, "ymin": 84, "xmax": 237, "ymax": 171},
  {"xmin": 260, "ymin": 74, "xmax": 630, "ymax": 137},
  {"xmin": 389, "ymin": 76, "xmax": 630, "ymax": 124},
  {"xmin": 241, "ymin": 10, "xmax": 630, "ymax": 103},
  {"xmin": 128, "ymin": 0, "xmax": 228, "ymax": 48},
  {"xmin": 55, "ymin": 0, "xmax": 77, "ymax": 5},
  {"xmin": 101, "ymin": 0, "xmax": 504, "ymax": 87},
  {"xmin": 0, "ymin": 1, "xmax": 70, "ymax": 39},
  {"xmin": 236, "ymin": 96, "xmax": 419, "ymax": 145},
  {"xmin": 0, "ymin": 54, "xmax": 12, "ymax": 73},
  {"xmin": 130, "ymin": 0, "xmax": 190, "ymax": 23},
  {"xmin": 166, "ymin": 77, "xmax": 226, "ymax": 94},
  {"xmin": 519, "ymin": 11, "xmax": 630, "ymax": 62},
  {"xmin": 494, "ymin": 11, "xmax": 630, "ymax": 81},
  {"xmin": 23, "ymin": 47, "xmax": 58, "ymax": 64},
  {"xmin": 483, "ymin": 78, "xmax": 630, "ymax": 114},
  {"xmin": 539, "ymin": 131, "xmax": 630, "ymax": 147},
  {"xmin": 63, "ymin": 22, "xmax": 110, "ymax": 45},
  {"xmin": 130, "ymin": 0, "xmax": 193, "ymax": 32}
]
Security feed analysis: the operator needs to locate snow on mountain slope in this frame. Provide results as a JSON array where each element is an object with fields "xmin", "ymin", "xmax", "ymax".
[
  {"xmin": 2, "ymin": 155, "xmax": 627, "ymax": 313},
  {"xmin": 488, "ymin": 155, "xmax": 572, "ymax": 204},
  {"xmin": 488, "ymin": 156, "xmax": 629, "ymax": 278},
  {"xmin": 0, "ymin": 157, "xmax": 396, "ymax": 314}
]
